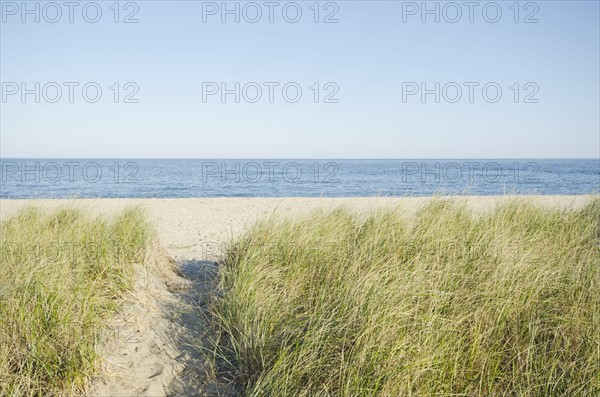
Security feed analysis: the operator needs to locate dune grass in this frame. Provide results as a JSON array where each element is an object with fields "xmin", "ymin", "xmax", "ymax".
[
  {"xmin": 209, "ymin": 198, "xmax": 600, "ymax": 396},
  {"xmin": 0, "ymin": 207, "xmax": 158, "ymax": 397}
]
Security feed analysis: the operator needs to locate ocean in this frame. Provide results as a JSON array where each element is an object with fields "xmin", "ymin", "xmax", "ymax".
[{"xmin": 0, "ymin": 159, "xmax": 598, "ymax": 199}]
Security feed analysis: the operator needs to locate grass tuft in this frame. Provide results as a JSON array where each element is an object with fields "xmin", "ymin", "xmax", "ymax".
[
  {"xmin": 0, "ymin": 206, "xmax": 157, "ymax": 397},
  {"xmin": 208, "ymin": 197, "xmax": 600, "ymax": 396}
]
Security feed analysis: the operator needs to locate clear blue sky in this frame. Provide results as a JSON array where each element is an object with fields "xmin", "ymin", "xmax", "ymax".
[{"xmin": 1, "ymin": 0, "xmax": 598, "ymax": 158}]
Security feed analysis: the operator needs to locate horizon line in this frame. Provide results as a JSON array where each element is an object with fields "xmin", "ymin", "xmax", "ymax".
[{"xmin": 0, "ymin": 157, "xmax": 598, "ymax": 161}]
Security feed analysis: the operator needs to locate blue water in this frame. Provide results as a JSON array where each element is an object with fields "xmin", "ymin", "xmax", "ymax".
[{"xmin": 0, "ymin": 159, "xmax": 598, "ymax": 199}]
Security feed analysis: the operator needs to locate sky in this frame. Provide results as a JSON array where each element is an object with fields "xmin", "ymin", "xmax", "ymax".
[{"xmin": 0, "ymin": 0, "xmax": 599, "ymax": 159}]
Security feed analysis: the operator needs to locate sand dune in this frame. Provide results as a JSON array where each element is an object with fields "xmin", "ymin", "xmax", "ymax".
[{"xmin": 1, "ymin": 195, "xmax": 594, "ymax": 396}]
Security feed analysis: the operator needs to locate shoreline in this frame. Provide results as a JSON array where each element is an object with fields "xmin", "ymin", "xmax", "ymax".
[{"xmin": 0, "ymin": 194, "xmax": 595, "ymax": 201}]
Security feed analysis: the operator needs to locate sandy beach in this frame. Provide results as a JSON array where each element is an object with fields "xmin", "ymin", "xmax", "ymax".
[{"xmin": 0, "ymin": 195, "xmax": 592, "ymax": 261}]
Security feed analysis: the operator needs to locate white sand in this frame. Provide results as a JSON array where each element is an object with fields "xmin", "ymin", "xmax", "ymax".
[
  {"xmin": 0, "ymin": 196, "xmax": 594, "ymax": 396},
  {"xmin": 0, "ymin": 196, "xmax": 592, "ymax": 261}
]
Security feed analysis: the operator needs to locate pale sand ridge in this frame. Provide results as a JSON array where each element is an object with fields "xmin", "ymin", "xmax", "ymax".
[{"xmin": 0, "ymin": 196, "xmax": 591, "ymax": 261}]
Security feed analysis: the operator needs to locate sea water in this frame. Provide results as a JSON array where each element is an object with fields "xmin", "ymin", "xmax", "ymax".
[{"xmin": 1, "ymin": 159, "xmax": 598, "ymax": 198}]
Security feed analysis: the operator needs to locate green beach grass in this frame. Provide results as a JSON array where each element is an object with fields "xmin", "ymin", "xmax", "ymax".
[
  {"xmin": 0, "ymin": 207, "xmax": 160, "ymax": 397},
  {"xmin": 208, "ymin": 198, "xmax": 600, "ymax": 396}
]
